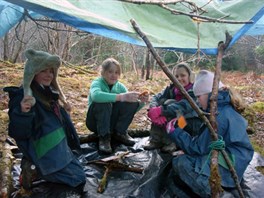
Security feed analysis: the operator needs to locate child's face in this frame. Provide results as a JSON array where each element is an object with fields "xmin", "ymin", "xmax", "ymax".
[
  {"xmin": 175, "ymin": 67, "xmax": 190, "ymax": 87},
  {"xmin": 102, "ymin": 64, "xmax": 120, "ymax": 85},
  {"xmin": 34, "ymin": 68, "xmax": 54, "ymax": 86},
  {"xmin": 196, "ymin": 94, "xmax": 208, "ymax": 110}
]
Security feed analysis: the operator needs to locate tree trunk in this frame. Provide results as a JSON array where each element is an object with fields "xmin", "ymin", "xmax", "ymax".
[
  {"xmin": 145, "ymin": 49, "xmax": 150, "ymax": 80},
  {"xmin": 3, "ymin": 34, "xmax": 9, "ymax": 61},
  {"xmin": 141, "ymin": 51, "xmax": 146, "ymax": 79},
  {"xmin": 95, "ymin": 36, "xmax": 103, "ymax": 65},
  {"xmin": 61, "ymin": 26, "xmax": 72, "ymax": 61},
  {"xmin": 53, "ymin": 24, "xmax": 60, "ymax": 55},
  {"xmin": 141, "ymin": 64, "xmax": 145, "ymax": 79},
  {"xmin": 130, "ymin": 44, "xmax": 138, "ymax": 77},
  {"xmin": 10, "ymin": 22, "xmax": 26, "ymax": 63}
]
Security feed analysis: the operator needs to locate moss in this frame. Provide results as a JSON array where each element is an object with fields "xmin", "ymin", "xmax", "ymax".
[
  {"xmin": 256, "ymin": 166, "xmax": 264, "ymax": 175},
  {"xmin": 235, "ymin": 86, "xmax": 254, "ymax": 91},
  {"xmin": 209, "ymin": 164, "xmax": 223, "ymax": 195},
  {"xmin": 242, "ymin": 106, "xmax": 257, "ymax": 133},
  {"xmin": 251, "ymin": 140, "xmax": 264, "ymax": 157},
  {"xmin": 242, "ymin": 102, "xmax": 264, "ymax": 135},
  {"xmin": 250, "ymin": 102, "xmax": 264, "ymax": 113}
]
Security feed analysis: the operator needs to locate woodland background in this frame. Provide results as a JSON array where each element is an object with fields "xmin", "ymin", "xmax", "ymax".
[
  {"xmin": 0, "ymin": 17, "xmax": 264, "ymax": 195},
  {"xmin": 1, "ymin": 18, "xmax": 264, "ymax": 74}
]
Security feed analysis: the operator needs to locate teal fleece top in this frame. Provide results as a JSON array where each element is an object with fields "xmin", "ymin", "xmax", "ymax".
[
  {"xmin": 88, "ymin": 77, "xmax": 127, "ymax": 106},
  {"xmin": 88, "ymin": 77, "xmax": 145, "ymax": 110}
]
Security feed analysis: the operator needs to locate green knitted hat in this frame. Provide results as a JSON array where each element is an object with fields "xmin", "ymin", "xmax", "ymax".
[{"xmin": 23, "ymin": 49, "xmax": 67, "ymax": 105}]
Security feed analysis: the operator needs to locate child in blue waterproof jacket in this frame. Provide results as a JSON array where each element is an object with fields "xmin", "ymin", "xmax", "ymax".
[
  {"xmin": 166, "ymin": 70, "xmax": 254, "ymax": 197},
  {"xmin": 4, "ymin": 49, "xmax": 86, "ymax": 192}
]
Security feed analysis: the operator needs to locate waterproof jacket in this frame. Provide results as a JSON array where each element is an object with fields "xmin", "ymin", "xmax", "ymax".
[
  {"xmin": 169, "ymin": 90, "xmax": 254, "ymax": 187},
  {"xmin": 149, "ymin": 83, "xmax": 198, "ymax": 119},
  {"xmin": 4, "ymin": 86, "xmax": 81, "ymax": 176}
]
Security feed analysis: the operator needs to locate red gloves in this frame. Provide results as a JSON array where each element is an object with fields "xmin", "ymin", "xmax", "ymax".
[
  {"xmin": 154, "ymin": 116, "xmax": 167, "ymax": 125},
  {"xmin": 148, "ymin": 106, "xmax": 167, "ymax": 126},
  {"xmin": 148, "ymin": 106, "xmax": 161, "ymax": 119}
]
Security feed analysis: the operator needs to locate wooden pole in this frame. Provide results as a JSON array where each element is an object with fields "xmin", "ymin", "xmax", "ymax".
[{"xmin": 212, "ymin": 34, "xmax": 245, "ymax": 198}]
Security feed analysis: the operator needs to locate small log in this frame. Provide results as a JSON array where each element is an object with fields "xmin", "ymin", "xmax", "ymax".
[
  {"xmin": 88, "ymin": 152, "xmax": 144, "ymax": 193},
  {"xmin": 97, "ymin": 166, "xmax": 111, "ymax": 193},
  {"xmin": 79, "ymin": 133, "xmax": 98, "ymax": 144},
  {"xmin": 0, "ymin": 142, "xmax": 14, "ymax": 198},
  {"xmin": 79, "ymin": 129, "xmax": 150, "ymax": 144}
]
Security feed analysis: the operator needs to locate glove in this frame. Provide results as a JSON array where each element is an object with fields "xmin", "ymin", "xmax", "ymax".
[
  {"xmin": 166, "ymin": 118, "xmax": 177, "ymax": 134},
  {"xmin": 119, "ymin": 92, "xmax": 139, "ymax": 102},
  {"xmin": 147, "ymin": 106, "xmax": 162, "ymax": 121},
  {"xmin": 166, "ymin": 116, "xmax": 187, "ymax": 134},
  {"xmin": 152, "ymin": 116, "xmax": 167, "ymax": 126}
]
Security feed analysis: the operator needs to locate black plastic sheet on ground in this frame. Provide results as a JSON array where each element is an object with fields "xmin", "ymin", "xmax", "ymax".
[{"xmin": 10, "ymin": 137, "xmax": 264, "ymax": 198}]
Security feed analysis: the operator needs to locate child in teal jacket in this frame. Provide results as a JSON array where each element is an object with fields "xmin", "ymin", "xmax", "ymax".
[{"xmin": 86, "ymin": 58, "xmax": 148, "ymax": 154}]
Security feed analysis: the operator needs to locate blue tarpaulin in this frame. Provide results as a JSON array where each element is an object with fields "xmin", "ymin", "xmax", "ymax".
[{"xmin": 0, "ymin": 0, "xmax": 264, "ymax": 54}]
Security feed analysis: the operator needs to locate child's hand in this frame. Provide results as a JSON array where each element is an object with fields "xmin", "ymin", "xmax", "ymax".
[
  {"xmin": 21, "ymin": 95, "xmax": 35, "ymax": 113},
  {"xmin": 166, "ymin": 116, "xmax": 187, "ymax": 134},
  {"xmin": 166, "ymin": 118, "xmax": 177, "ymax": 134},
  {"xmin": 119, "ymin": 92, "xmax": 140, "ymax": 102},
  {"xmin": 138, "ymin": 91, "xmax": 149, "ymax": 103},
  {"xmin": 152, "ymin": 116, "xmax": 167, "ymax": 126},
  {"xmin": 148, "ymin": 106, "xmax": 162, "ymax": 120},
  {"xmin": 172, "ymin": 150, "xmax": 185, "ymax": 157}
]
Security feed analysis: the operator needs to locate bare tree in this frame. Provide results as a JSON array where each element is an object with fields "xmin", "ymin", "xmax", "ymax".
[
  {"xmin": 145, "ymin": 49, "xmax": 151, "ymax": 80},
  {"xmin": 10, "ymin": 21, "xmax": 27, "ymax": 63},
  {"xmin": 3, "ymin": 34, "xmax": 9, "ymax": 61}
]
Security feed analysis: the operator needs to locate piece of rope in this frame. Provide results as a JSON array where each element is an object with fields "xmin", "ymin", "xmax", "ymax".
[{"xmin": 199, "ymin": 135, "xmax": 225, "ymax": 174}]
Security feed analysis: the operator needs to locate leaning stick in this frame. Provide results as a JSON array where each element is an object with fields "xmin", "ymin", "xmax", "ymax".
[{"xmin": 212, "ymin": 37, "xmax": 245, "ymax": 198}]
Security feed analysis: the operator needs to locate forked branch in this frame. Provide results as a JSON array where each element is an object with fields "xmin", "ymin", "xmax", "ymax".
[{"xmin": 121, "ymin": 0, "xmax": 253, "ymax": 24}]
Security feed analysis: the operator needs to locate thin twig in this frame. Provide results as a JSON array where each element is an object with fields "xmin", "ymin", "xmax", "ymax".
[
  {"xmin": 120, "ymin": 0, "xmax": 252, "ymax": 24},
  {"xmin": 62, "ymin": 60, "xmax": 98, "ymax": 75},
  {"xmin": 160, "ymin": 4, "xmax": 252, "ymax": 24}
]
